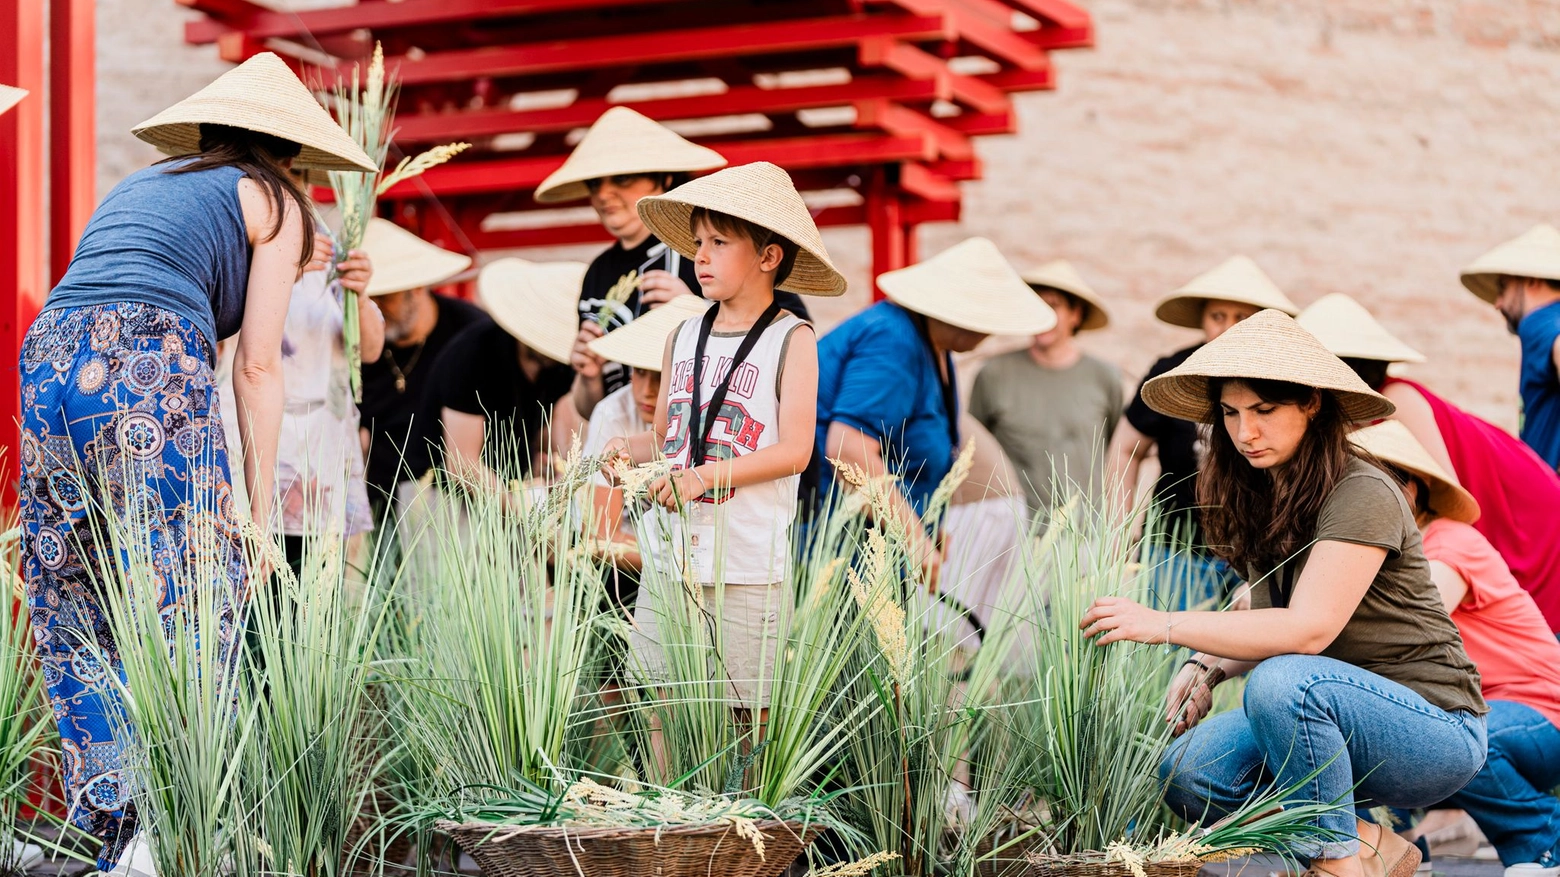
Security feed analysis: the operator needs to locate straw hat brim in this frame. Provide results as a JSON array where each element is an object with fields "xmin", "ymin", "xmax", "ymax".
[
  {"xmin": 534, "ymin": 107, "xmax": 728, "ymax": 203},
  {"xmin": 1140, "ymin": 309, "xmax": 1396, "ymax": 424},
  {"xmin": 362, "ymin": 219, "xmax": 474, "ymax": 297},
  {"xmin": 636, "ymin": 163, "xmax": 846, "ymax": 296},
  {"xmin": 879, "ymin": 238, "xmax": 1056, "ymax": 336},
  {"xmin": 477, "ymin": 258, "xmax": 588, "ymax": 366},
  {"xmin": 0, "ymin": 85, "xmax": 27, "ymax": 117},
  {"xmin": 1153, "ymin": 256, "xmax": 1299, "ymax": 329},
  {"xmin": 132, "ymin": 52, "xmax": 377, "ymax": 173},
  {"xmin": 1153, "ymin": 293, "xmax": 1300, "ymax": 330},
  {"xmin": 587, "ymin": 294, "xmax": 711, "ymax": 371},
  {"xmin": 1460, "ymin": 225, "xmax": 1560, "ymax": 304},
  {"xmin": 1296, "ymin": 294, "xmax": 1426, "ymax": 364},
  {"xmin": 1023, "ymin": 268, "xmax": 1110, "ymax": 329},
  {"xmin": 1349, "ymin": 423, "xmax": 1480, "ymax": 524}
]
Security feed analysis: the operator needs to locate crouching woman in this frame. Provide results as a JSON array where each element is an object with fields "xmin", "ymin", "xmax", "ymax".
[{"xmin": 1079, "ymin": 310, "xmax": 1488, "ymax": 877}]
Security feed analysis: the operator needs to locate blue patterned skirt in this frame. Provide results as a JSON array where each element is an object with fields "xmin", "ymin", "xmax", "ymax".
[{"xmin": 17, "ymin": 302, "xmax": 248, "ymax": 869}]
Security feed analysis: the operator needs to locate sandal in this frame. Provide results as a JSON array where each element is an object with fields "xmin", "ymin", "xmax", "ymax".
[{"xmin": 1364, "ymin": 825, "xmax": 1423, "ymax": 877}]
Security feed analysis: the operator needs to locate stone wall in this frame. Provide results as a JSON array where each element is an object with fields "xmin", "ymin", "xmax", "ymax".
[{"xmin": 97, "ymin": 0, "xmax": 1560, "ymax": 428}]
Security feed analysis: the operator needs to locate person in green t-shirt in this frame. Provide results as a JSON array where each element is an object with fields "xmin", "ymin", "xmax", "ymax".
[
  {"xmin": 1080, "ymin": 310, "xmax": 1488, "ymax": 877},
  {"xmin": 969, "ymin": 260, "xmax": 1120, "ymax": 519}
]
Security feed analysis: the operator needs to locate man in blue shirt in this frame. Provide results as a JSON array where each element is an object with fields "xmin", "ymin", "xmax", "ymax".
[
  {"xmin": 814, "ymin": 238, "xmax": 1053, "ymax": 584},
  {"xmin": 1462, "ymin": 224, "xmax": 1560, "ymax": 470}
]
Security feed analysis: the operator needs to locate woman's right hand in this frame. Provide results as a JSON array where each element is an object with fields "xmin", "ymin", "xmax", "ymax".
[{"xmin": 1165, "ymin": 659, "xmax": 1221, "ymax": 737}]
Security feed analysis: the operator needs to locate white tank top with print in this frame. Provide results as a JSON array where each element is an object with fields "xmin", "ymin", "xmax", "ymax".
[{"xmin": 658, "ymin": 309, "xmax": 806, "ymax": 585}]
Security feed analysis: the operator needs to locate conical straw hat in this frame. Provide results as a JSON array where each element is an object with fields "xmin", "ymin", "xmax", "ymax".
[
  {"xmin": 0, "ymin": 85, "xmax": 27, "ymax": 117},
  {"xmin": 1153, "ymin": 255, "xmax": 1299, "ymax": 329},
  {"xmin": 1297, "ymin": 293, "xmax": 1425, "ymax": 364},
  {"xmin": 877, "ymin": 238, "xmax": 1056, "ymax": 336},
  {"xmin": 477, "ymin": 258, "xmax": 587, "ymax": 366},
  {"xmin": 361, "ymin": 219, "xmax": 473, "ymax": 297},
  {"xmin": 1350, "ymin": 421, "xmax": 1479, "ymax": 524},
  {"xmin": 132, "ymin": 52, "xmax": 376, "ymax": 172},
  {"xmin": 1022, "ymin": 259, "xmax": 1109, "ymax": 331},
  {"xmin": 534, "ymin": 106, "xmax": 728, "ymax": 204},
  {"xmin": 588, "ymin": 294, "xmax": 711, "ymax": 372},
  {"xmin": 1460, "ymin": 224, "xmax": 1560, "ymax": 304},
  {"xmin": 636, "ymin": 162, "xmax": 846, "ymax": 296},
  {"xmin": 1141, "ymin": 309, "xmax": 1395, "ymax": 423}
]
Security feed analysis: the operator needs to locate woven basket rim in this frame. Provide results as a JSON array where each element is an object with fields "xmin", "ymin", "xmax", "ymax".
[{"xmin": 436, "ymin": 816, "xmax": 810, "ymax": 839}]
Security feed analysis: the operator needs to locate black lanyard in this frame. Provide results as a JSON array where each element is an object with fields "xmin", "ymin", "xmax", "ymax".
[
  {"xmin": 688, "ymin": 300, "xmax": 785, "ymax": 468},
  {"xmin": 911, "ymin": 314, "xmax": 961, "ymax": 456}
]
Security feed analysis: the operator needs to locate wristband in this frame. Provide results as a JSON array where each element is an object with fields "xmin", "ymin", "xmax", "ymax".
[
  {"xmin": 1183, "ymin": 658, "xmax": 1226, "ymax": 687},
  {"xmin": 688, "ymin": 467, "xmax": 708, "ymax": 494}
]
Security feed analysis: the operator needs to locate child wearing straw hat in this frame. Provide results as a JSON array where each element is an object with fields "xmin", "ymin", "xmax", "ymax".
[
  {"xmin": 1300, "ymin": 292, "xmax": 1560, "ymax": 635},
  {"xmin": 601, "ymin": 161, "xmax": 842, "ymax": 708},
  {"xmin": 15, "ymin": 52, "xmax": 375, "ymax": 874},
  {"xmin": 815, "ymin": 237, "xmax": 1055, "ymax": 585},
  {"xmin": 538, "ymin": 107, "xmax": 809, "ymax": 421},
  {"xmin": 1107, "ymin": 256, "xmax": 1299, "ymax": 604},
  {"xmin": 1351, "ymin": 421, "xmax": 1560, "ymax": 877},
  {"xmin": 1081, "ymin": 310, "xmax": 1487, "ymax": 877},
  {"xmin": 969, "ymin": 259, "xmax": 1121, "ymax": 518},
  {"xmin": 357, "ymin": 219, "xmax": 484, "ymax": 507},
  {"xmin": 1461, "ymin": 225, "xmax": 1560, "ymax": 470}
]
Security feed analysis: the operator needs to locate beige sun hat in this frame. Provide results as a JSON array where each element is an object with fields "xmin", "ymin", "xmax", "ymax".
[
  {"xmin": 1297, "ymin": 293, "xmax": 1425, "ymax": 364},
  {"xmin": 534, "ymin": 106, "xmax": 728, "ymax": 204},
  {"xmin": 877, "ymin": 238, "xmax": 1056, "ymax": 336},
  {"xmin": 1022, "ymin": 259, "xmax": 1108, "ymax": 331},
  {"xmin": 131, "ymin": 52, "xmax": 375, "ymax": 173},
  {"xmin": 588, "ymin": 294, "xmax": 711, "ymax": 372},
  {"xmin": 0, "ymin": 85, "xmax": 27, "ymax": 117},
  {"xmin": 636, "ymin": 161, "xmax": 846, "ymax": 296},
  {"xmin": 477, "ymin": 258, "xmax": 588, "ymax": 366},
  {"xmin": 361, "ymin": 219, "xmax": 473, "ymax": 297},
  {"xmin": 1350, "ymin": 421, "xmax": 1479, "ymax": 524},
  {"xmin": 1460, "ymin": 224, "xmax": 1560, "ymax": 304},
  {"xmin": 1153, "ymin": 255, "xmax": 1299, "ymax": 330},
  {"xmin": 1141, "ymin": 309, "xmax": 1395, "ymax": 423}
]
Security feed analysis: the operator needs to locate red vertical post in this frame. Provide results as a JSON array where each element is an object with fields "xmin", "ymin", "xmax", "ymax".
[
  {"xmin": 865, "ymin": 167, "xmax": 905, "ymax": 300},
  {"xmin": 1, "ymin": 0, "xmax": 49, "ymax": 499},
  {"xmin": 50, "ymin": 0, "xmax": 96, "ymax": 286}
]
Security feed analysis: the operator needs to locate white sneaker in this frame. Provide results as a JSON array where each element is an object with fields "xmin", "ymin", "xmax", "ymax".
[
  {"xmin": 105, "ymin": 832, "xmax": 158, "ymax": 877},
  {"xmin": 1503, "ymin": 864, "xmax": 1560, "ymax": 877},
  {"xmin": 10, "ymin": 839, "xmax": 45, "ymax": 871}
]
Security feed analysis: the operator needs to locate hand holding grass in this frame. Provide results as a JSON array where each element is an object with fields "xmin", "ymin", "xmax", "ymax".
[
  {"xmin": 1080, "ymin": 596, "xmax": 1172, "ymax": 646},
  {"xmin": 651, "ymin": 466, "xmax": 707, "ymax": 509},
  {"xmin": 1165, "ymin": 659, "xmax": 1222, "ymax": 736}
]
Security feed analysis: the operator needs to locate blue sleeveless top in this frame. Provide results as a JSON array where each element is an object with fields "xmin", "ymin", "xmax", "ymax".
[{"xmin": 44, "ymin": 161, "xmax": 251, "ymax": 362}]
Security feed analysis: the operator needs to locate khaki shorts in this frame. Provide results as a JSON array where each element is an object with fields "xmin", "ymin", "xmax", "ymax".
[{"xmin": 628, "ymin": 580, "xmax": 789, "ymax": 709}]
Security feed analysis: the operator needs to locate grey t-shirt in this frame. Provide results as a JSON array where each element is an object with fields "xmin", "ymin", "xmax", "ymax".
[{"xmin": 968, "ymin": 350, "xmax": 1122, "ymax": 515}]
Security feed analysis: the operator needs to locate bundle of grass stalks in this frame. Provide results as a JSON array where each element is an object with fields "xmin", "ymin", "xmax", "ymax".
[{"xmin": 324, "ymin": 43, "xmax": 468, "ymax": 403}]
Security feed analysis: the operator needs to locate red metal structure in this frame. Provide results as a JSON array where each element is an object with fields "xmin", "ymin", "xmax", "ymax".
[{"xmin": 177, "ymin": 0, "xmax": 1092, "ymax": 281}]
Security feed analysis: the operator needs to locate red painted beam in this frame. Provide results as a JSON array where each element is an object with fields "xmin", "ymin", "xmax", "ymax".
[
  {"xmin": 186, "ymin": 0, "xmax": 682, "ymax": 45},
  {"xmin": 854, "ymin": 99, "xmax": 974, "ymax": 160},
  {"xmin": 355, "ymin": 13, "xmax": 950, "ymax": 88},
  {"xmin": 977, "ymin": 65, "xmax": 1055, "ymax": 93},
  {"xmin": 393, "ymin": 74, "xmax": 946, "ymax": 143},
  {"xmin": 857, "ymin": 37, "xmax": 1010, "ymax": 115},
  {"xmin": 49, "ymin": 0, "xmax": 94, "ymax": 286},
  {"xmin": 1, "ymin": 0, "xmax": 47, "ymax": 502},
  {"xmin": 174, "ymin": 0, "xmax": 267, "ymax": 26},
  {"xmin": 466, "ymin": 202, "xmax": 875, "ymax": 251},
  {"xmin": 897, "ymin": 161, "xmax": 960, "ymax": 202},
  {"xmin": 378, "ymin": 133, "xmax": 934, "ymax": 199}
]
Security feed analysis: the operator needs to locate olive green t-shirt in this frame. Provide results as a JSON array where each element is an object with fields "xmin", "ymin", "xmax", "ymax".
[
  {"xmin": 968, "ymin": 350, "xmax": 1122, "ymax": 515},
  {"xmin": 1248, "ymin": 458, "xmax": 1487, "ymax": 716}
]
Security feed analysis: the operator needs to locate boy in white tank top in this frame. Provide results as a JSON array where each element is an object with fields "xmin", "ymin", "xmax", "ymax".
[{"xmin": 601, "ymin": 162, "xmax": 847, "ymax": 709}]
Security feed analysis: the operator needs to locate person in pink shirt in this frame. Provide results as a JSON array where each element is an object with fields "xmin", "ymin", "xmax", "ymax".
[
  {"xmin": 1353, "ymin": 422, "xmax": 1560, "ymax": 877},
  {"xmin": 1299, "ymin": 293, "xmax": 1560, "ymax": 635}
]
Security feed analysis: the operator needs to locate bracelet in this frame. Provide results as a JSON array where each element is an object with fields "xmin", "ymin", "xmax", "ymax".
[
  {"xmin": 687, "ymin": 467, "xmax": 709, "ymax": 494},
  {"xmin": 1183, "ymin": 657, "xmax": 1226, "ymax": 687}
]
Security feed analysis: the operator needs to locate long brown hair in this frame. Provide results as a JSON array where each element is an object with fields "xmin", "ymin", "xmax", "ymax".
[
  {"xmin": 1197, "ymin": 376, "xmax": 1361, "ymax": 573},
  {"xmin": 161, "ymin": 123, "xmax": 314, "ymax": 269}
]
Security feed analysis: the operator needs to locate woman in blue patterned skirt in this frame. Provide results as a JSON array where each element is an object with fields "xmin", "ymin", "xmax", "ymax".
[{"xmin": 15, "ymin": 53, "xmax": 373, "ymax": 872}]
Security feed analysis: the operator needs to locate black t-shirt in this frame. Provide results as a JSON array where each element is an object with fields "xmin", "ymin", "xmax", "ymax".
[
  {"xmin": 578, "ymin": 234, "xmax": 811, "ymax": 395},
  {"xmin": 1124, "ymin": 343, "xmax": 1207, "ymax": 545},
  {"xmin": 426, "ymin": 321, "xmax": 575, "ymax": 479},
  {"xmin": 360, "ymin": 294, "xmax": 488, "ymax": 500}
]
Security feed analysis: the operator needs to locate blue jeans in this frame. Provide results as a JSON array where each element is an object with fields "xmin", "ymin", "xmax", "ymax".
[
  {"xmin": 1160, "ymin": 655, "xmax": 1488, "ymax": 858},
  {"xmin": 1143, "ymin": 545, "xmax": 1241, "ymax": 611},
  {"xmin": 1445, "ymin": 700, "xmax": 1560, "ymax": 867}
]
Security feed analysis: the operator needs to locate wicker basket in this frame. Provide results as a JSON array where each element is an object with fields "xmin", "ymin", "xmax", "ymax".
[
  {"xmin": 437, "ymin": 818, "xmax": 819, "ymax": 877},
  {"xmin": 1027, "ymin": 852, "xmax": 1205, "ymax": 877}
]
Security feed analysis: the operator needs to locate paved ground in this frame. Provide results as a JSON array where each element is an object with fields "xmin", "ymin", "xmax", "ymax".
[{"xmin": 1208, "ymin": 856, "xmax": 1504, "ymax": 877}]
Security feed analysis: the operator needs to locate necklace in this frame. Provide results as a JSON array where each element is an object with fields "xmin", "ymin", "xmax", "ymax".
[{"xmin": 384, "ymin": 339, "xmax": 426, "ymax": 393}]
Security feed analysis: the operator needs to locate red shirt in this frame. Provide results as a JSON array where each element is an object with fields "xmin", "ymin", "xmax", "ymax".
[
  {"xmin": 1386, "ymin": 377, "xmax": 1560, "ymax": 633},
  {"xmin": 1424, "ymin": 517, "xmax": 1560, "ymax": 731}
]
